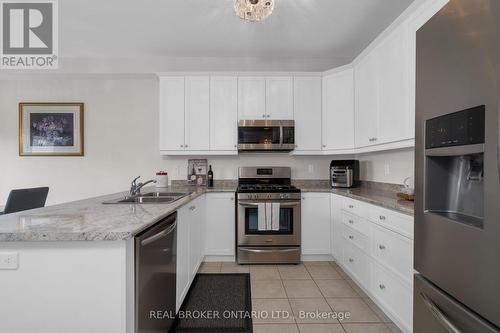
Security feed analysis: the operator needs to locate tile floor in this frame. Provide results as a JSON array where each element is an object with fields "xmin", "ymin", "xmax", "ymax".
[{"xmin": 198, "ymin": 261, "xmax": 403, "ymax": 333}]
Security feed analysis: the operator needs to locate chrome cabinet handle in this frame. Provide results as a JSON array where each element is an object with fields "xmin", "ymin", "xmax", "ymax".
[
  {"xmin": 379, "ymin": 215, "xmax": 386, "ymax": 220},
  {"xmin": 420, "ymin": 293, "xmax": 462, "ymax": 333},
  {"xmin": 379, "ymin": 284, "xmax": 386, "ymax": 290},
  {"xmin": 348, "ymin": 258, "xmax": 354, "ymax": 263},
  {"xmin": 189, "ymin": 205, "xmax": 196, "ymax": 211},
  {"xmin": 185, "ymin": 144, "xmax": 188, "ymax": 148},
  {"xmin": 349, "ymin": 205, "xmax": 354, "ymax": 209},
  {"xmin": 379, "ymin": 245, "xmax": 386, "ymax": 250},
  {"xmin": 349, "ymin": 235, "xmax": 354, "ymax": 240},
  {"xmin": 348, "ymin": 220, "xmax": 354, "ymax": 224},
  {"xmin": 322, "ymin": 144, "xmax": 326, "ymax": 148},
  {"xmin": 266, "ymin": 115, "xmax": 270, "ymax": 118},
  {"xmin": 262, "ymin": 114, "xmax": 266, "ymax": 118},
  {"xmin": 230, "ymin": 197, "xmax": 234, "ymax": 201},
  {"xmin": 180, "ymin": 144, "xmax": 184, "ymax": 148}
]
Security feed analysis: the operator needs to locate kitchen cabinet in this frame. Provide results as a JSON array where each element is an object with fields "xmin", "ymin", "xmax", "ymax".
[
  {"xmin": 322, "ymin": 69, "xmax": 355, "ymax": 151},
  {"xmin": 238, "ymin": 76, "xmax": 293, "ymax": 120},
  {"xmin": 176, "ymin": 195, "xmax": 206, "ymax": 312},
  {"xmin": 176, "ymin": 203, "xmax": 191, "ymax": 312},
  {"xmin": 204, "ymin": 193, "xmax": 236, "ymax": 257},
  {"xmin": 160, "ymin": 77, "xmax": 185, "ymax": 151},
  {"xmin": 210, "ymin": 77, "xmax": 238, "ymax": 151},
  {"xmin": 332, "ymin": 193, "xmax": 414, "ymax": 332},
  {"xmin": 238, "ymin": 77, "xmax": 266, "ymax": 119},
  {"xmin": 266, "ymin": 77, "xmax": 293, "ymax": 119},
  {"xmin": 355, "ymin": 54, "xmax": 379, "ymax": 148},
  {"xmin": 185, "ymin": 77, "xmax": 210, "ymax": 151},
  {"xmin": 301, "ymin": 192, "xmax": 331, "ymax": 255},
  {"xmin": 159, "ymin": 76, "xmax": 210, "ymax": 153},
  {"xmin": 293, "ymin": 76, "xmax": 322, "ymax": 152},
  {"xmin": 354, "ymin": 24, "xmax": 413, "ymax": 148}
]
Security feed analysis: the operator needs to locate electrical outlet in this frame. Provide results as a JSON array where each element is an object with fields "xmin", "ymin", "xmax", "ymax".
[{"xmin": 0, "ymin": 252, "xmax": 18, "ymax": 270}]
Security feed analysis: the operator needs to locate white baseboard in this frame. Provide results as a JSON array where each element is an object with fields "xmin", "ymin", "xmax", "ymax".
[
  {"xmin": 301, "ymin": 254, "xmax": 334, "ymax": 261},
  {"xmin": 203, "ymin": 255, "xmax": 235, "ymax": 262}
]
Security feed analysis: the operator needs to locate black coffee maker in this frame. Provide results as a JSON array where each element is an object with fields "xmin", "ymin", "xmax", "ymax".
[{"xmin": 330, "ymin": 160, "xmax": 359, "ymax": 188}]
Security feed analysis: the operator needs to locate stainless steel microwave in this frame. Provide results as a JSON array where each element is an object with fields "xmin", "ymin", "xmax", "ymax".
[{"xmin": 238, "ymin": 120, "xmax": 295, "ymax": 151}]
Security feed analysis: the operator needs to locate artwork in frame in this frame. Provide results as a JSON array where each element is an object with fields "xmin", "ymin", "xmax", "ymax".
[{"xmin": 19, "ymin": 103, "xmax": 84, "ymax": 156}]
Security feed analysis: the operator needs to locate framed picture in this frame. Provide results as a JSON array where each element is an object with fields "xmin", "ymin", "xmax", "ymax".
[
  {"xmin": 187, "ymin": 159, "xmax": 208, "ymax": 186},
  {"xmin": 19, "ymin": 103, "xmax": 84, "ymax": 156}
]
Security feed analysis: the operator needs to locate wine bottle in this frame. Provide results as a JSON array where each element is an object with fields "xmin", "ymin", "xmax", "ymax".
[{"xmin": 208, "ymin": 165, "xmax": 214, "ymax": 188}]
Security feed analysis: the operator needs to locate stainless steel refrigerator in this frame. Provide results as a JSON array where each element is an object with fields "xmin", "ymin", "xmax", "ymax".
[{"xmin": 414, "ymin": 0, "xmax": 500, "ymax": 332}]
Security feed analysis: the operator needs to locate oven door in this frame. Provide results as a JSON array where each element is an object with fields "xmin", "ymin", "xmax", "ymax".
[{"xmin": 237, "ymin": 199, "xmax": 301, "ymax": 246}]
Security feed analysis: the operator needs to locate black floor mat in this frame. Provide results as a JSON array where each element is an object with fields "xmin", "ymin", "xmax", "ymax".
[{"xmin": 171, "ymin": 273, "xmax": 252, "ymax": 333}]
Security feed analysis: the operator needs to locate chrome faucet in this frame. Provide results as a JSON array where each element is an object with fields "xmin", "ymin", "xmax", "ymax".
[{"xmin": 129, "ymin": 176, "xmax": 157, "ymax": 197}]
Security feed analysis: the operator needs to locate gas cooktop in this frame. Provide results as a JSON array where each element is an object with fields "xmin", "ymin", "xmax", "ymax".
[{"xmin": 237, "ymin": 184, "xmax": 301, "ymax": 193}]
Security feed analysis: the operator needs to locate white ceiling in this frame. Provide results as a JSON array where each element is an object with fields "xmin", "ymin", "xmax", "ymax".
[{"xmin": 60, "ymin": 0, "xmax": 414, "ymax": 59}]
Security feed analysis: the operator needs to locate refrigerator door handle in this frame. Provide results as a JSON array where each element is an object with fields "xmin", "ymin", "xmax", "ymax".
[{"xmin": 420, "ymin": 292, "xmax": 462, "ymax": 333}]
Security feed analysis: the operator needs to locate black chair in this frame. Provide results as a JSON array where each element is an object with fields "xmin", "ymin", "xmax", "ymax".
[{"xmin": 1, "ymin": 187, "xmax": 49, "ymax": 215}]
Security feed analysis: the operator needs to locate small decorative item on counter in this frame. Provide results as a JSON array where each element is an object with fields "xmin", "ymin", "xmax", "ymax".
[
  {"xmin": 155, "ymin": 171, "xmax": 168, "ymax": 188},
  {"xmin": 187, "ymin": 159, "xmax": 208, "ymax": 186},
  {"xmin": 397, "ymin": 177, "xmax": 415, "ymax": 201},
  {"xmin": 208, "ymin": 165, "xmax": 214, "ymax": 188}
]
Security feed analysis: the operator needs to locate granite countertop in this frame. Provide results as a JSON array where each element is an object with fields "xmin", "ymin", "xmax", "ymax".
[
  {"xmin": 297, "ymin": 181, "xmax": 414, "ymax": 216},
  {"xmin": 0, "ymin": 179, "xmax": 412, "ymax": 242},
  {"xmin": 0, "ymin": 185, "xmax": 235, "ymax": 242}
]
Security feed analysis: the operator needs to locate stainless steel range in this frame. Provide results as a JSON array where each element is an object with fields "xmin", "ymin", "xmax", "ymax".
[{"xmin": 236, "ymin": 166, "xmax": 301, "ymax": 264}]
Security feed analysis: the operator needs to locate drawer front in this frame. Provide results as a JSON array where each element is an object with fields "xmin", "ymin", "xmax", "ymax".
[
  {"xmin": 371, "ymin": 224, "xmax": 413, "ymax": 284},
  {"xmin": 341, "ymin": 223, "xmax": 369, "ymax": 253},
  {"xmin": 368, "ymin": 205, "xmax": 413, "ymax": 239},
  {"xmin": 342, "ymin": 240, "xmax": 370, "ymax": 287},
  {"xmin": 371, "ymin": 263, "xmax": 412, "ymax": 330},
  {"xmin": 341, "ymin": 197, "xmax": 367, "ymax": 217},
  {"xmin": 341, "ymin": 211, "xmax": 369, "ymax": 236}
]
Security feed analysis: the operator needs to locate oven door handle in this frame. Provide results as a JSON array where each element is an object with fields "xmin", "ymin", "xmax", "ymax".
[
  {"xmin": 239, "ymin": 248, "xmax": 299, "ymax": 253},
  {"xmin": 238, "ymin": 200, "xmax": 301, "ymax": 207}
]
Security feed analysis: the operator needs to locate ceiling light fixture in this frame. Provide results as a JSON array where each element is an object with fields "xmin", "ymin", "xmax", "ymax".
[{"xmin": 234, "ymin": 0, "xmax": 274, "ymax": 22}]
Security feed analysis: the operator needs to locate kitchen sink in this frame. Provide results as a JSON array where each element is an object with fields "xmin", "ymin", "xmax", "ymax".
[{"xmin": 103, "ymin": 192, "xmax": 190, "ymax": 204}]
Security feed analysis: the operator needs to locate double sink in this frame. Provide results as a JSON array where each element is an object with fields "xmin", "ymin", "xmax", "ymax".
[{"xmin": 104, "ymin": 192, "xmax": 190, "ymax": 204}]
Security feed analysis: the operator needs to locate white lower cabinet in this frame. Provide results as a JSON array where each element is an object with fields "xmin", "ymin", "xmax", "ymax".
[
  {"xmin": 331, "ymin": 193, "xmax": 414, "ymax": 332},
  {"xmin": 204, "ymin": 193, "xmax": 236, "ymax": 257},
  {"xmin": 176, "ymin": 195, "xmax": 206, "ymax": 312},
  {"xmin": 301, "ymin": 192, "xmax": 331, "ymax": 255}
]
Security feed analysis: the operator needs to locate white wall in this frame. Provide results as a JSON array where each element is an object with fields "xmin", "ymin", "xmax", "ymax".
[
  {"xmin": 0, "ymin": 78, "xmax": 413, "ymax": 206},
  {"xmin": 356, "ymin": 148, "xmax": 415, "ymax": 185}
]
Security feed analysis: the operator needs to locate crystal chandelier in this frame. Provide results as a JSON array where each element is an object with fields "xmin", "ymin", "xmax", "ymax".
[{"xmin": 234, "ymin": 0, "xmax": 274, "ymax": 22}]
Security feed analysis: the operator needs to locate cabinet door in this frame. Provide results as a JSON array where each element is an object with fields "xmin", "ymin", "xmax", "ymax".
[
  {"xmin": 176, "ymin": 205, "xmax": 190, "ymax": 312},
  {"xmin": 355, "ymin": 54, "xmax": 379, "ymax": 147},
  {"xmin": 377, "ymin": 26, "xmax": 411, "ymax": 144},
  {"xmin": 185, "ymin": 76, "xmax": 210, "ymax": 151},
  {"xmin": 238, "ymin": 77, "xmax": 266, "ymax": 120},
  {"xmin": 322, "ymin": 69, "xmax": 355, "ymax": 150},
  {"xmin": 205, "ymin": 193, "xmax": 235, "ymax": 256},
  {"xmin": 266, "ymin": 77, "xmax": 293, "ymax": 119},
  {"xmin": 160, "ymin": 77, "xmax": 185, "ymax": 151},
  {"xmin": 294, "ymin": 77, "xmax": 322, "ymax": 151},
  {"xmin": 189, "ymin": 196, "xmax": 205, "ymax": 281},
  {"xmin": 331, "ymin": 194, "xmax": 343, "ymax": 262},
  {"xmin": 210, "ymin": 77, "xmax": 238, "ymax": 151},
  {"xmin": 301, "ymin": 193, "xmax": 331, "ymax": 255}
]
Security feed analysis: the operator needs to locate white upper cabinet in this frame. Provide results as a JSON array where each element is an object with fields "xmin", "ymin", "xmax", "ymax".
[
  {"xmin": 293, "ymin": 76, "xmax": 322, "ymax": 151},
  {"xmin": 160, "ymin": 77, "xmax": 185, "ymax": 151},
  {"xmin": 210, "ymin": 77, "xmax": 238, "ymax": 151},
  {"xmin": 238, "ymin": 77, "xmax": 266, "ymax": 120},
  {"xmin": 266, "ymin": 77, "xmax": 294, "ymax": 119},
  {"xmin": 377, "ymin": 26, "xmax": 411, "ymax": 144},
  {"xmin": 355, "ymin": 54, "xmax": 379, "ymax": 148},
  {"xmin": 185, "ymin": 76, "xmax": 210, "ymax": 151},
  {"xmin": 354, "ymin": 23, "xmax": 413, "ymax": 149},
  {"xmin": 322, "ymin": 69, "xmax": 355, "ymax": 151}
]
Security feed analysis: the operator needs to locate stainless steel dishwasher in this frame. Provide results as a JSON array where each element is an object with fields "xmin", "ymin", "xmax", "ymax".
[{"xmin": 135, "ymin": 212, "xmax": 177, "ymax": 332}]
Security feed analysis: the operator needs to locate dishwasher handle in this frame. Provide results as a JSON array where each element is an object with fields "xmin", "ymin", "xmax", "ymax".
[{"xmin": 141, "ymin": 221, "xmax": 177, "ymax": 246}]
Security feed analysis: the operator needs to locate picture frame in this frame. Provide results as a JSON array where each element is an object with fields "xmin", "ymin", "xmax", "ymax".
[
  {"xmin": 187, "ymin": 159, "xmax": 208, "ymax": 186},
  {"xmin": 19, "ymin": 103, "xmax": 84, "ymax": 156}
]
